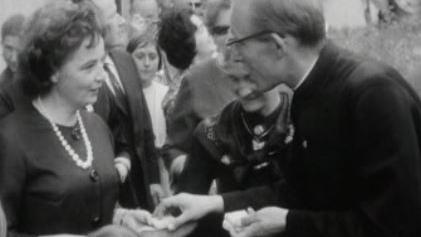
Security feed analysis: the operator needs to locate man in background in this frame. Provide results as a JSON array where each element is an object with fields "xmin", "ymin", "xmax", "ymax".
[
  {"xmin": 91, "ymin": 0, "xmax": 163, "ymax": 210},
  {"xmin": 0, "ymin": 14, "xmax": 25, "ymax": 87}
]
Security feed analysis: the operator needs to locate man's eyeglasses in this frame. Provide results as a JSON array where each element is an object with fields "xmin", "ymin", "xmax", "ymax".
[{"xmin": 226, "ymin": 30, "xmax": 275, "ymax": 46}]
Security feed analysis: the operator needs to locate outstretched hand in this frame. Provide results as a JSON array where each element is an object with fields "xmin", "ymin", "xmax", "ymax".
[
  {"xmin": 225, "ymin": 207, "xmax": 288, "ymax": 237},
  {"xmin": 153, "ymin": 193, "xmax": 224, "ymax": 231}
]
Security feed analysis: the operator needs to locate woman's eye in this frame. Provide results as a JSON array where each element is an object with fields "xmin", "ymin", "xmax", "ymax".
[
  {"xmin": 136, "ymin": 53, "xmax": 145, "ymax": 60},
  {"xmin": 82, "ymin": 62, "xmax": 96, "ymax": 70},
  {"xmin": 149, "ymin": 54, "xmax": 157, "ymax": 60}
]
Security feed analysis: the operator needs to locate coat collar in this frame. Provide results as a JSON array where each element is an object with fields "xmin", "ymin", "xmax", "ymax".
[{"xmin": 293, "ymin": 41, "xmax": 342, "ymax": 101}]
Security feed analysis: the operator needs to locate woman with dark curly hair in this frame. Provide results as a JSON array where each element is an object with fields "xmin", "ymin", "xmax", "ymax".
[
  {"xmin": 158, "ymin": 8, "xmax": 216, "ymax": 71},
  {"xmin": 0, "ymin": 1, "xmax": 152, "ymax": 236}
]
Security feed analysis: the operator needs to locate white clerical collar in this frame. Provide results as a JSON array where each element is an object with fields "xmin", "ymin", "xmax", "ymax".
[{"xmin": 293, "ymin": 56, "xmax": 319, "ymax": 91}]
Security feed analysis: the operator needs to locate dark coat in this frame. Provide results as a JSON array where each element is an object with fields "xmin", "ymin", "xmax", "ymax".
[
  {"xmin": 0, "ymin": 107, "xmax": 119, "ymax": 237},
  {"xmin": 0, "ymin": 75, "xmax": 30, "ymax": 120},
  {"xmin": 94, "ymin": 49, "xmax": 159, "ymax": 210},
  {"xmin": 221, "ymin": 42, "xmax": 421, "ymax": 237}
]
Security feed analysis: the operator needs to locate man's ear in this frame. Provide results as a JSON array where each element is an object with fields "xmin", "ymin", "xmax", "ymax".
[{"xmin": 270, "ymin": 33, "xmax": 286, "ymax": 57}]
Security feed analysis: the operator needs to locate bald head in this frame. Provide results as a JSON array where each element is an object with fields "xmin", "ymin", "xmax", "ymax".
[{"xmin": 232, "ymin": 0, "xmax": 325, "ymax": 47}]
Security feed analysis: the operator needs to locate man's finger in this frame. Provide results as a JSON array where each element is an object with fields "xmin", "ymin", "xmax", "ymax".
[
  {"xmin": 241, "ymin": 213, "xmax": 259, "ymax": 227},
  {"xmin": 131, "ymin": 210, "xmax": 153, "ymax": 225},
  {"xmin": 123, "ymin": 216, "xmax": 140, "ymax": 234},
  {"xmin": 169, "ymin": 211, "xmax": 192, "ymax": 231},
  {"xmin": 152, "ymin": 192, "xmax": 160, "ymax": 206},
  {"xmin": 153, "ymin": 202, "xmax": 167, "ymax": 217}
]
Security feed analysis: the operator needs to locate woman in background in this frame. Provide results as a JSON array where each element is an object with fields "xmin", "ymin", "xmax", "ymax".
[
  {"xmin": 158, "ymin": 7, "xmax": 216, "ymax": 114},
  {"xmin": 0, "ymin": 2, "xmax": 150, "ymax": 236},
  {"xmin": 127, "ymin": 32, "xmax": 171, "ymax": 199},
  {"xmin": 127, "ymin": 32, "xmax": 168, "ymax": 150}
]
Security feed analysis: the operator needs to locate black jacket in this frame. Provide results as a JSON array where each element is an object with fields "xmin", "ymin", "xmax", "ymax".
[
  {"xmin": 94, "ymin": 49, "xmax": 159, "ymax": 210},
  {"xmin": 222, "ymin": 42, "xmax": 421, "ymax": 237}
]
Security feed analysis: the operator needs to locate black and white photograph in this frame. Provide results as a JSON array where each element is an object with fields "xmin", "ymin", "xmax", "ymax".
[{"xmin": 0, "ymin": 0, "xmax": 421, "ymax": 236}]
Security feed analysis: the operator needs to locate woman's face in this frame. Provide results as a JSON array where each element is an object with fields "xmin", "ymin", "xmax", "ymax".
[
  {"xmin": 211, "ymin": 8, "xmax": 232, "ymax": 52},
  {"xmin": 190, "ymin": 14, "xmax": 216, "ymax": 58},
  {"xmin": 53, "ymin": 36, "xmax": 106, "ymax": 108},
  {"xmin": 132, "ymin": 42, "xmax": 160, "ymax": 86}
]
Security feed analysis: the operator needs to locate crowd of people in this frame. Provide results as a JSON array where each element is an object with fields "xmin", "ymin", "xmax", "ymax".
[{"xmin": 0, "ymin": 0, "xmax": 421, "ymax": 237}]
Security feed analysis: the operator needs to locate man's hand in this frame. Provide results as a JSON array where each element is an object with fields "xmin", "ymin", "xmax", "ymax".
[
  {"xmin": 170, "ymin": 154, "xmax": 187, "ymax": 178},
  {"xmin": 226, "ymin": 207, "xmax": 288, "ymax": 237},
  {"xmin": 115, "ymin": 163, "xmax": 129, "ymax": 183},
  {"xmin": 150, "ymin": 184, "xmax": 165, "ymax": 206},
  {"xmin": 153, "ymin": 193, "xmax": 224, "ymax": 231},
  {"xmin": 114, "ymin": 157, "xmax": 131, "ymax": 183}
]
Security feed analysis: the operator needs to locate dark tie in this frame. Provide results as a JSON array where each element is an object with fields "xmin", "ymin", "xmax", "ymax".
[{"xmin": 104, "ymin": 63, "xmax": 128, "ymax": 109}]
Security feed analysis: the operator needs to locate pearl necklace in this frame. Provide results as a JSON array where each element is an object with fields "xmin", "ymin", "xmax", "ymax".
[{"xmin": 37, "ymin": 98, "xmax": 94, "ymax": 169}]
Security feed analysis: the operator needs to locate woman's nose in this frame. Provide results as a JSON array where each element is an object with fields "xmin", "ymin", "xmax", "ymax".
[
  {"xmin": 97, "ymin": 66, "xmax": 107, "ymax": 82},
  {"xmin": 143, "ymin": 57, "xmax": 150, "ymax": 67}
]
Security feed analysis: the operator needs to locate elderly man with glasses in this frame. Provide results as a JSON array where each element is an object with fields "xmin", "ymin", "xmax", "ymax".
[{"xmin": 154, "ymin": 0, "xmax": 421, "ymax": 237}]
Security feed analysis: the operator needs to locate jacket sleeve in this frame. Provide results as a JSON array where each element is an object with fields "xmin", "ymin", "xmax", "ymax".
[
  {"xmin": 164, "ymin": 77, "xmax": 202, "ymax": 160},
  {"xmin": 176, "ymin": 126, "xmax": 219, "ymax": 194}
]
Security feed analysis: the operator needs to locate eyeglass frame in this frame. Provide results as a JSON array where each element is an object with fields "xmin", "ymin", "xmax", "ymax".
[{"xmin": 226, "ymin": 30, "xmax": 282, "ymax": 46}]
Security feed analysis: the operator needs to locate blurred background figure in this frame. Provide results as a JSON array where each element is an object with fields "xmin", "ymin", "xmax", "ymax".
[
  {"xmin": 130, "ymin": 0, "xmax": 160, "ymax": 38},
  {"xmin": 158, "ymin": 8, "xmax": 216, "ymax": 114},
  {"xmin": 173, "ymin": 0, "xmax": 208, "ymax": 19},
  {"xmin": 157, "ymin": 7, "xmax": 217, "ymax": 178},
  {"xmin": 158, "ymin": 3, "xmax": 236, "ymax": 196},
  {"xmin": 93, "ymin": 0, "xmax": 129, "ymax": 50},
  {"xmin": 0, "ymin": 14, "xmax": 25, "ymax": 87},
  {"xmin": 127, "ymin": 32, "xmax": 171, "ymax": 197},
  {"xmin": 158, "ymin": 8, "xmax": 216, "ymax": 73}
]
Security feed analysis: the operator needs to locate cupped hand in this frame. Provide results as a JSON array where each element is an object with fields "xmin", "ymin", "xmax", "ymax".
[{"xmin": 153, "ymin": 193, "xmax": 224, "ymax": 231}]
